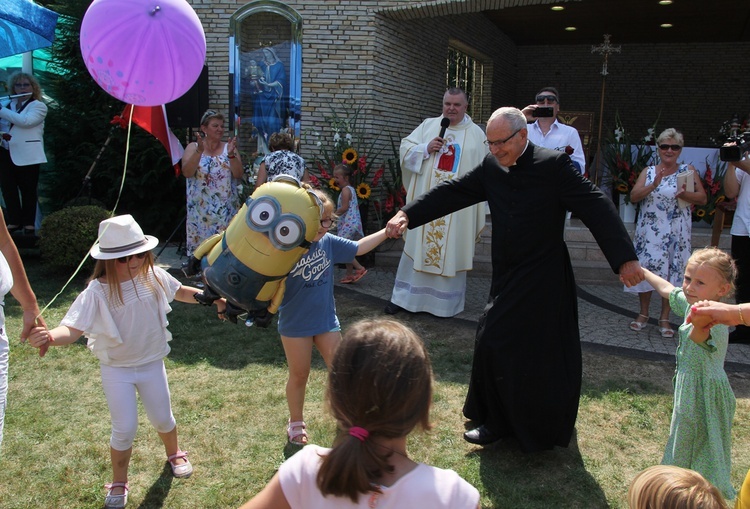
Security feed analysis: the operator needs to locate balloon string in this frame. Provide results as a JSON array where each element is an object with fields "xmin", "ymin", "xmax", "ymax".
[{"xmin": 37, "ymin": 112, "xmax": 133, "ymax": 321}]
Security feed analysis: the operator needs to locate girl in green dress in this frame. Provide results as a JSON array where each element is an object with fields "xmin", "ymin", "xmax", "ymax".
[{"xmin": 639, "ymin": 247, "xmax": 737, "ymax": 500}]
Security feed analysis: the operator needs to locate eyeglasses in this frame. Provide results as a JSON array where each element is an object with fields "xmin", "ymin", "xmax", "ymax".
[
  {"xmin": 484, "ymin": 129, "xmax": 521, "ymax": 148},
  {"xmin": 116, "ymin": 252, "xmax": 147, "ymax": 263},
  {"xmin": 14, "ymin": 83, "xmax": 31, "ymax": 88},
  {"xmin": 320, "ymin": 218, "xmax": 335, "ymax": 228},
  {"xmin": 535, "ymin": 94, "xmax": 558, "ymax": 104},
  {"xmin": 658, "ymin": 144, "xmax": 682, "ymax": 151}
]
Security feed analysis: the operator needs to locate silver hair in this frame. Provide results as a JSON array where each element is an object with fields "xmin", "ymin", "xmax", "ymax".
[{"xmin": 487, "ymin": 107, "xmax": 527, "ymax": 131}]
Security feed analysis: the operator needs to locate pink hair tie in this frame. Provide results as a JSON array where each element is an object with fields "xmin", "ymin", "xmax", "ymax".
[{"xmin": 349, "ymin": 426, "xmax": 369, "ymax": 442}]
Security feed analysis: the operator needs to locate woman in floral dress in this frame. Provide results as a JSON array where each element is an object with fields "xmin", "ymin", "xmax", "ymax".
[
  {"xmin": 180, "ymin": 110, "xmax": 243, "ymax": 258},
  {"xmin": 625, "ymin": 128, "xmax": 706, "ymax": 337}
]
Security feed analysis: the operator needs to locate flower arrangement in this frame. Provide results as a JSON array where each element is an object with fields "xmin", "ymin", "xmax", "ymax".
[
  {"xmin": 372, "ymin": 136, "xmax": 407, "ymax": 228},
  {"xmin": 307, "ymin": 105, "xmax": 384, "ymax": 206},
  {"xmin": 601, "ymin": 113, "xmax": 659, "ymax": 204},
  {"xmin": 692, "ymin": 156, "xmax": 729, "ymax": 224}
]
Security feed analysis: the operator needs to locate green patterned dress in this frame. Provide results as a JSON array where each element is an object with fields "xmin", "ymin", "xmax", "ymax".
[{"xmin": 663, "ymin": 288, "xmax": 736, "ymax": 499}]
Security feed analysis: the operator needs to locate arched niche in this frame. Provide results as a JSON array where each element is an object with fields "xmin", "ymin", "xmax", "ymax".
[{"xmin": 229, "ymin": 1, "xmax": 302, "ymax": 156}]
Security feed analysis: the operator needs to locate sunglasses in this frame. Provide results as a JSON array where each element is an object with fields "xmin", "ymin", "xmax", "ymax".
[
  {"xmin": 320, "ymin": 218, "xmax": 335, "ymax": 228},
  {"xmin": 535, "ymin": 95, "xmax": 558, "ymax": 103},
  {"xmin": 658, "ymin": 144, "xmax": 682, "ymax": 151},
  {"xmin": 116, "ymin": 252, "xmax": 148, "ymax": 263},
  {"xmin": 200, "ymin": 109, "xmax": 218, "ymax": 124}
]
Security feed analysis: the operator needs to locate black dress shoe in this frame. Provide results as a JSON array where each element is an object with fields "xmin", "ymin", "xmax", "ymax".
[
  {"xmin": 384, "ymin": 301, "xmax": 403, "ymax": 315},
  {"xmin": 463, "ymin": 425, "xmax": 501, "ymax": 445}
]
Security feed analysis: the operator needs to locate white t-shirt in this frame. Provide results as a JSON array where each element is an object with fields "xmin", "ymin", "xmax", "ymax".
[
  {"xmin": 527, "ymin": 119, "xmax": 586, "ymax": 173},
  {"xmin": 730, "ymin": 167, "xmax": 750, "ymax": 237},
  {"xmin": 61, "ymin": 266, "xmax": 181, "ymax": 367},
  {"xmin": 278, "ymin": 444, "xmax": 480, "ymax": 509}
]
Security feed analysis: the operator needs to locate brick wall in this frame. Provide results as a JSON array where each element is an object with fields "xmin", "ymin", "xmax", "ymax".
[
  {"xmin": 188, "ymin": 0, "xmax": 749, "ymax": 169},
  {"xmin": 516, "ymin": 42, "xmax": 750, "ymax": 149},
  {"xmin": 188, "ymin": 0, "xmax": 514, "ymax": 165}
]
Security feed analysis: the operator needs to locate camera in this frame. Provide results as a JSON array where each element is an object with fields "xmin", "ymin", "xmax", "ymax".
[
  {"xmin": 719, "ymin": 132, "xmax": 750, "ymax": 162},
  {"xmin": 532, "ymin": 106, "xmax": 554, "ymax": 118}
]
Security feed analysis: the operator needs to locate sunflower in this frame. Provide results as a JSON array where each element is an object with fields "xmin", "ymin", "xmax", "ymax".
[
  {"xmin": 356, "ymin": 182, "xmax": 372, "ymax": 200},
  {"xmin": 329, "ymin": 178, "xmax": 340, "ymax": 192},
  {"xmin": 696, "ymin": 209, "xmax": 706, "ymax": 218},
  {"xmin": 615, "ymin": 183, "xmax": 629, "ymax": 193},
  {"xmin": 342, "ymin": 148, "xmax": 358, "ymax": 164}
]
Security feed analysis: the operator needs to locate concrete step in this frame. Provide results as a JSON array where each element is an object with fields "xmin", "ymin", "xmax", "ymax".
[{"xmin": 373, "ymin": 218, "xmax": 732, "ymax": 285}]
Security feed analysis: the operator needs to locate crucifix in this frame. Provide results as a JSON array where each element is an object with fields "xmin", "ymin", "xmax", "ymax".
[{"xmin": 591, "ymin": 34, "xmax": 621, "ymax": 187}]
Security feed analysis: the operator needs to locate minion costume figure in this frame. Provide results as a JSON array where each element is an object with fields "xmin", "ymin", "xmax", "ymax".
[{"xmin": 192, "ymin": 175, "xmax": 322, "ymax": 326}]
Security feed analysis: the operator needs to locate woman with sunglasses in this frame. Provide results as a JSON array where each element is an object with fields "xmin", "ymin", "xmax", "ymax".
[
  {"xmin": 625, "ymin": 128, "xmax": 707, "ymax": 337},
  {"xmin": 26, "ymin": 214, "xmax": 226, "ymax": 508},
  {"xmin": 181, "ymin": 109, "xmax": 243, "ymax": 259},
  {"xmin": 0, "ymin": 73, "xmax": 47, "ymax": 235}
]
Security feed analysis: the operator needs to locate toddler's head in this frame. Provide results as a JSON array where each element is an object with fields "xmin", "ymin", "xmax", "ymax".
[
  {"xmin": 682, "ymin": 247, "xmax": 736, "ymax": 304},
  {"xmin": 628, "ymin": 465, "xmax": 728, "ymax": 509},
  {"xmin": 333, "ymin": 163, "xmax": 352, "ymax": 186}
]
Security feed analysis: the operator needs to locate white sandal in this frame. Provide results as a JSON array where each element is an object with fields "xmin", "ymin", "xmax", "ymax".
[
  {"xmin": 629, "ymin": 314, "xmax": 649, "ymax": 331},
  {"xmin": 659, "ymin": 320, "xmax": 675, "ymax": 338},
  {"xmin": 104, "ymin": 482, "xmax": 129, "ymax": 509},
  {"xmin": 167, "ymin": 450, "xmax": 193, "ymax": 478}
]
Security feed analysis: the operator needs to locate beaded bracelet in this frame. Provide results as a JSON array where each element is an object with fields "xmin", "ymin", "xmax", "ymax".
[{"xmin": 739, "ymin": 305, "xmax": 748, "ymax": 326}]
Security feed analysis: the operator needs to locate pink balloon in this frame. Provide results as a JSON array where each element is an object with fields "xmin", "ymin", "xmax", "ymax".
[{"xmin": 80, "ymin": 0, "xmax": 206, "ymax": 106}]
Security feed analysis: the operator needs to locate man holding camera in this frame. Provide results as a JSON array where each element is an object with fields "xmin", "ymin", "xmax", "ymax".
[{"xmin": 521, "ymin": 86, "xmax": 586, "ymax": 174}]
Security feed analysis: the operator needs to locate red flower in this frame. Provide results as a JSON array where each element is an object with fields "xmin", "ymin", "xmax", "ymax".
[
  {"xmin": 385, "ymin": 194, "xmax": 394, "ymax": 213},
  {"xmin": 110, "ymin": 115, "xmax": 127, "ymax": 129},
  {"xmin": 564, "ymin": 145, "xmax": 574, "ymax": 155},
  {"xmin": 317, "ymin": 161, "xmax": 331, "ymax": 180},
  {"xmin": 308, "ymin": 174, "xmax": 320, "ymax": 187},
  {"xmin": 358, "ymin": 156, "xmax": 366, "ymax": 172},
  {"xmin": 1, "ymin": 133, "xmax": 10, "ymax": 141},
  {"xmin": 371, "ymin": 165, "xmax": 384, "ymax": 187}
]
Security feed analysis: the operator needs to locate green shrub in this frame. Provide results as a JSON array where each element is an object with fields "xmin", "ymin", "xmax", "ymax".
[{"xmin": 38, "ymin": 205, "xmax": 111, "ymax": 271}]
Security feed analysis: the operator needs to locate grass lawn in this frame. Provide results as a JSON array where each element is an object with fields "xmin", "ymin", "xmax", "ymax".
[{"xmin": 0, "ymin": 258, "xmax": 748, "ymax": 508}]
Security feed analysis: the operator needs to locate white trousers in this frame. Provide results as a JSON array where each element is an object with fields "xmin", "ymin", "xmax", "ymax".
[{"xmin": 100, "ymin": 358, "xmax": 176, "ymax": 451}]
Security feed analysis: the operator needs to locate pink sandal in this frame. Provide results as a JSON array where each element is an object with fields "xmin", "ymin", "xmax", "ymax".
[
  {"xmin": 104, "ymin": 482, "xmax": 129, "ymax": 509},
  {"xmin": 287, "ymin": 420, "xmax": 308, "ymax": 445},
  {"xmin": 350, "ymin": 268, "xmax": 368, "ymax": 283},
  {"xmin": 167, "ymin": 450, "xmax": 193, "ymax": 478}
]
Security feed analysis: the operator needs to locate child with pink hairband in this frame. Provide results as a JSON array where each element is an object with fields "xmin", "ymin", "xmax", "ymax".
[{"xmin": 240, "ymin": 318, "xmax": 480, "ymax": 508}]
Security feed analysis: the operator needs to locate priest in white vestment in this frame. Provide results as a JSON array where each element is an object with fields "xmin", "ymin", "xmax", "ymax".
[{"xmin": 385, "ymin": 88, "xmax": 488, "ymax": 317}]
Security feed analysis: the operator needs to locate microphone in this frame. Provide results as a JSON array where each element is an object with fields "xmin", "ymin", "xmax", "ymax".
[{"xmin": 439, "ymin": 117, "xmax": 450, "ymax": 139}]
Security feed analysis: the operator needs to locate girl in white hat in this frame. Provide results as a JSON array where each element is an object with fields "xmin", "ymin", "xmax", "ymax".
[{"xmin": 27, "ymin": 214, "xmax": 225, "ymax": 509}]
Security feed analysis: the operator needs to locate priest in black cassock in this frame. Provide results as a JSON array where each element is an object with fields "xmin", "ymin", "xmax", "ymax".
[{"xmin": 384, "ymin": 107, "xmax": 645, "ymax": 452}]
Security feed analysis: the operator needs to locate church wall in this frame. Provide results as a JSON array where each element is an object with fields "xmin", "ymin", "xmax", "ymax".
[
  {"xmin": 190, "ymin": 0, "xmax": 749, "ymax": 175},
  {"xmin": 189, "ymin": 0, "xmax": 515, "ymax": 167},
  {"xmin": 516, "ymin": 42, "xmax": 750, "ymax": 149}
]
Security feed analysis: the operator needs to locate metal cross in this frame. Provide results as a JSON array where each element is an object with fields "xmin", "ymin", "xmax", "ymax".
[{"xmin": 591, "ymin": 34, "xmax": 621, "ymax": 76}]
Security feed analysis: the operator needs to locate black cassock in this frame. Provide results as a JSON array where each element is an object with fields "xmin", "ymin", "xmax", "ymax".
[{"xmin": 402, "ymin": 143, "xmax": 637, "ymax": 452}]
